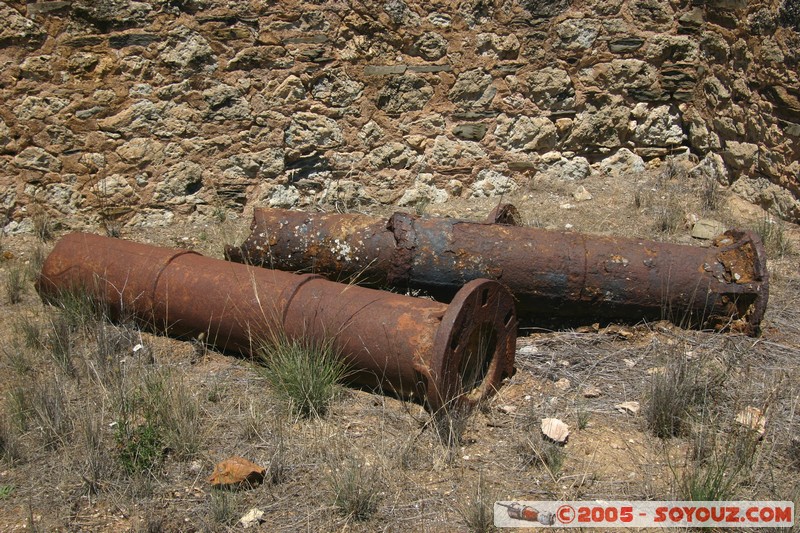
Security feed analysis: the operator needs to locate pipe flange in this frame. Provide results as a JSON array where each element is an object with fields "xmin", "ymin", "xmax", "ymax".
[{"xmin": 428, "ymin": 278, "xmax": 517, "ymax": 412}]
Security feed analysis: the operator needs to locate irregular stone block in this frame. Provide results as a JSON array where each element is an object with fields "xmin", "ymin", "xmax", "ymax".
[
  {"xmin": 410, "ymin": 32, "xmax": 448, "ymax": 60},
  {"xmin": 630, "ymin": 103, "xmax": 686, "ymax": 146},
  {"xmin": 0, "ymin": 3, "xmax": 46, "ymax": 46},
  {"xmin": 311, "ymin": 68, "xmax": 364, "ymax": 107},
  {"xmin": 526, "ymin": 67, "xmax": 575, "ymax": 111},
  {"xmin": 495, "ymin": 114, "xmax": 557, "ymax": 152},
  {"xmin": 407, "ymin": 64, "xmax": 452, "ymax": 73},
  {"xmin": 14, "ymin": 147, "xmax": 62, "ymax": 172},
  {"xmin": 285, "ymin": 112, "xmax": 343, "ymax": 151},
  {"xmin": 364, "ymin": 65, "xmax": 407, "ymax": 76},
  {"xmin": 471, "ymin": 169, "xmax": 518, "ymax": 198},
  {"xmin": 449, "ymin": 69, "xmax": 496, "ymax": 109},
  {"xmin": 429, "ymin": 135, "xmax": 486, "ymax": 167},
  {"xmin": 452, "ymin": 123, "xmax": 487, "ymax": 141},
  {"xmin": 109, "ymin": 33, "xmax": 160, "ymax": 48},
  {"xmin": 377, "ymin": 74, "xmax": 433, "ymax": 114},
  {"xmin": 608, "ymin": 37, "xmax": 645, "ymax": 53}
]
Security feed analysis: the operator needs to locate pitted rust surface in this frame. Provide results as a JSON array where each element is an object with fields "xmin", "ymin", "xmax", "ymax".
[
  {"xmin": 228, "ymin": 208, "xmax": 769, "ymax": 335},
  {"xmin": 38, "ymin": 232, "xmax": 516, "ymax": 411}
]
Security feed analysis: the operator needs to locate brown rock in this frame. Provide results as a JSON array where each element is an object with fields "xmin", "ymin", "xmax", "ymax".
[{"xmin": 208, "ymin": 457, "xmax": 266, "ymax": 488}]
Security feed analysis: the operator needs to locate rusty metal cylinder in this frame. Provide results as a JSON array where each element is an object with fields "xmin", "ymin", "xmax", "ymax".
[
  {"xmin": 36, "ymin": 233, "xmax": 517, "ymax": 411},
  {"xmin": 226, "ymin": 208, "xmax": 769, "ymax": 335}
]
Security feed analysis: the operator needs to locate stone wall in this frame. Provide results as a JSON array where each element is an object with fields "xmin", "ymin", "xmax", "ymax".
[{"xmin": 1, "ymin": 0, "xmax": 799, "ymax": 231}]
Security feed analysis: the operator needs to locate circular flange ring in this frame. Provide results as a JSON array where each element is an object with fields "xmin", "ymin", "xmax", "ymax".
[{"xmin": 428, "ymin": 278, "xmax": 517, "ymax": 413}]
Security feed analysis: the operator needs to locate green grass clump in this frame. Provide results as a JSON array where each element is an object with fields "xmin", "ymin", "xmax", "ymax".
[
  {"xmin": 258, "ymin": 335, "xmax": 347, "ymax": 418},
  {"xmin": 329, "ymin": 458, "xmax": 381, "ymax": 521}
]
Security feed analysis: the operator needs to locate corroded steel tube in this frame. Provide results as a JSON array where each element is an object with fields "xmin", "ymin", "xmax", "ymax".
[
  {"xmin": 226, "ymin": 208, "xmax": 769, "ymax": 335},
  {"xmin": 36, "ymin": 233, "xmax": 517, "ymax": 411}
]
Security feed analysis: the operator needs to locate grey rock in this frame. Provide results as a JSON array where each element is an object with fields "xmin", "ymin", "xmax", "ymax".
[
  {"xmin": 227, "ymin": 46, "xmax": 290, "ymax": 70},
  {"xmin": 384, "ymin": 0, "xmax": 412, "ymax": 24},
  {"xmin": 722, "ymin": 141, "xmax": 759, "ymax": 171},
  {"xmin": 689, "ymin": 153, "xmax": 729, "ymax": 185},
  {"xmin": 13, "ymin": 96, "xmax": 71, "ymax": 121},
  {"xmin": 704, "ymin": 76, "xmax": 731, "ymax": 108},
  {"xmin": 691, "ymin": 219, "xmax": 727, "ymax": 240},
  {"xmin": 526, "ymin": 67, "xmax": 575, "ymax": 111},
  {"xmin": 609, "ymin": 37, "xmax": 645, "ymax": 53},
  {"xmin": 582, "ymin": 59, "xmax": 657, "ymax": 93},
  {"xmin": 117, "ymin": 138, "xmax": 165, "ymax": 166},
  {"xmin": 448, "ymin": 69, "xmax": 496, "ymax": 109},
  {"xmin": 19, "ymin": 55, "xmax": 53, "ymax": 81},
  {"xmin": 453, "ymin": 123, "xmax": 487, "ymax": 141},
  {"xmin": 630, "ymin": 103, "xmax": 685, "ymax": 146},
  {"xmin": 99, "ymin": 100, "xmax": 165, "ymax": 134},
  {"xmin": 203, "ymin": 84, "xmax": 251, "ymax": 121},
  {"xmin": 40, "ymin": 183, "xmax": 82, "ymax": 215},
  {"xmin": 495, "ymin": 114, "xmax": 557, "ymax": 152},
  {"xmin": 32, "ymin": 125, "xmax": 75, "ymax": 153},
  {"xmin": 312, "ymin": 69, "xmax": 364, "ymax": 107},
  {"xmin": 285, "ymin": 112, "xmax": 343, "ymax": 151},
  {"xmin": 685, "ymin": 111, "xmax": 721, "ymax": 152},
  {"xmin": 153, "ymin": 161, "xmax": 204, "ymax": 204},
  {"xmin": 377, "ymin": 74, "xmax": 433, "ymax": 114},
  {"xmin": 0, "ymin": 3, "xmax": 46, "ymax": 46},
  {"xmin": 219, "ymin": 149, "xmax": 284, "ymax": 182},
  {"xmin": 94, "ymin": 175, "xmax": 137, "ymax": 204},
  {"xmin": 555, "ymin": 19, "xmax": 600, "ymax": 49},
  {"xmin": 566, "ymin": 102, "xmax": 631, "ymax": 149},
  {"xmin": 397, "ymin": 174, "xmax": 448, "ymax": 206},
  {"xmin": 427, "ymin": 13, "xmax": 452, "ymax": 27},
  {"xmin": 644, "ymin": 35, "xmax": 699, "ymax": 63},
  {"xmin": 407, "ymin": 65, "xmax": 452, "ymax": 73},
  {"xmin": 109, "ymin": 33, "xmax": 160, "ymax": 48},
  {"xmin": 537, "ymin": 152, "xmax": 591, "ymax": 181},
  {"xmin": 368, "ymin": 142, "xmax": 416, "ymax": 169},
  {"xmin": 732, "ymin": 176, "xmax": 800, "ymax": 221},
  {"xmin": 629, "ymin": 0, "xmax": 674, "ymax": 31},
  {"xmin": 364, "ymin": 65, "xmax": 407, "ymax": 76},
  {"xmin": 471, "ymin": 169, "xmax": 518, "ymax": 198},
  {"xmin": 268, "ymin": 185, "xmax": 301, "ymax": 208},
  {"xmin": 319, "ymin": 179, "xmax": 372, "ymax": 208},
  {"xmin": 128, "ymin": 209, "xmax": 175, "ymax": 227},
  {"xmin": 679, "ymin": 8, "xmax": 705, "ymax": 31},
  {"xmin": 67, "ymin": 52, "xmax": 100, "ymax": 74},
  {"xmin": 599, "ymin": 148, "xmax": 646, "ymax": 175},
  {"xmin": 700, "ymin": 31, "xmax": 729, "ymax": 63},
  {"xmin": 476, "ymin": 33, "xmax": 520, "ymax": 59},
  {"xmin": 411, "ymin": 32, "xmax": 448, "ymax": 61},
  {"xmin": 270, "ymin": 75, "xmax": 306, "ymax": 105},
  {"xmin": 161, "ymin": 26, "xmax": 216, "ymax": 72},
  {"xmin": 0, "ymin": 120, "xmax": 10, "ymax": 149},
  {"xmin": 520, "ymin": 0, "xmax": 570, "ymax": 17},
  {"xmin": 429, "ymin": 135, "xmax": 486, "ymax": 167},
  {"xmin": 13, "ymin": 147, "xmax": 61, "ymax": 172},
  {"xmin": 359, "ymin": 121, "xmax": 385, "ymax": 148},
  {"xmin": 71, "ymin": 0, "xmax": 153, "ymax": 31}
]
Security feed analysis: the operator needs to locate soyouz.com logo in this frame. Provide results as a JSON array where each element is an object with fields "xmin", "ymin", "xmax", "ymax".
[{"xmin": 493, "ymin": 501, "xmax": 794, "ymax": 528}]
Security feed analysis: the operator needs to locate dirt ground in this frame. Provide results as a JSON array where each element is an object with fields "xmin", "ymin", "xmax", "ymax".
[{"xmin": 0, "ymin": 160, "xmax": 799, "ymax": 532}]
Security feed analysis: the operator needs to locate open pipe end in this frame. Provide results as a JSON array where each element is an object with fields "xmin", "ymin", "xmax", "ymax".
[
  {"xmin": 428, "ymin": 279, "xmax": 517, "ymax": 413},
  {"xmin": 485, "ymin": 203, "xmax": 522, "ymax": 226},
  {"xmin": 716, "ymin": 229, "xmax": 770, "ymax": 336}
]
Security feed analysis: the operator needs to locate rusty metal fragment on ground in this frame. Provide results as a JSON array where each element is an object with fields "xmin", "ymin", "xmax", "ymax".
[
  {"xmin": 226, "ymin": 207, "xmax": 769, "ymax": 335},
  {"xmin": 208, "ymin": 456, "xmax": 266, "ymax": 488},
  {"xmin": 36, "ymin": 233, "xmax": 516, "ymax": 411}
]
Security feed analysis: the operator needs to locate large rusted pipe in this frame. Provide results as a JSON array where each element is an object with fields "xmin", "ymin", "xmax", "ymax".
[
  {"xmin": 35, "ymin": 233, "xmax": 517, "ymax": 411},
  {"xmin": 225, "ymin": 208, "xmax": 769, "ymax": 335}
]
